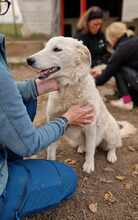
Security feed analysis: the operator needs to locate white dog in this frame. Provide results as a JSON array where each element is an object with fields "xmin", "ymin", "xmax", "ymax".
[{"xmin": 27, "ymin": 36, "xmax": 122, "ymax": 173}]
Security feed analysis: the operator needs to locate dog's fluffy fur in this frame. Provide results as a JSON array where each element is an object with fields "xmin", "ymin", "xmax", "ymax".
[{"xmin": 28, "ymin": 37, "xmax": 122, "ymax": 173}]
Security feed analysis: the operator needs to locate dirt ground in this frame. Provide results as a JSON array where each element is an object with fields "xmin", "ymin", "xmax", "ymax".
[{"xmin": 11, "ymin": 64, "xmax": 138, "ymax": 220}]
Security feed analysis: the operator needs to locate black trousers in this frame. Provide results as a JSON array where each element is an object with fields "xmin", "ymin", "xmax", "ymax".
[{"xmin": 114, "ymin": 67, "xmax": 138, "ymax": 106}]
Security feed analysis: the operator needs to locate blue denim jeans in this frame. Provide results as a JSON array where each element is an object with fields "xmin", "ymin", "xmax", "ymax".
[{"xmin": 0, "ymin": 99, "xmax": 77, "ymax": 220}]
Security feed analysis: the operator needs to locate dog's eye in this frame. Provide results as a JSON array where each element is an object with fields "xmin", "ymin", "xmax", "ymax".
[{"xmin": 53, "ymin": 47, "xmax": 62, "ymax": 52}]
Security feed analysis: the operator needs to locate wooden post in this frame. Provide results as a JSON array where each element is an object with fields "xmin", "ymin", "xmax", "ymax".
[
  {"xmin": 80, "ymin": 0, "xmax": 87, "ymax": 16},
  {"xmin": 60, "ymin": 0, "xmax": 64, "ymax": 35}
]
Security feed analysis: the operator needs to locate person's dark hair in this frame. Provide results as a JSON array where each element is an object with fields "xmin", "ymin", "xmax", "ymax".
[
  {"xmin": 77, "ymin": 6, "xmax": 103, "ymax": 33},
  {"xmin": 87, "ymin": 6, "xmax": 103, "ymax": 22}
]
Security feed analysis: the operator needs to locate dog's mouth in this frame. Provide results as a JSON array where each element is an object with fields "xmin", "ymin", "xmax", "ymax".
[{"xmin": 38, "ymin": 66, "xmax": 60, "ymax": 79}]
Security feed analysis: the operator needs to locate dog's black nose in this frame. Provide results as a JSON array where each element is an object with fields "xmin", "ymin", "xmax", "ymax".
[{"xmin": 27, "ymin": 57, "xmax": 35, "ymax": 66}]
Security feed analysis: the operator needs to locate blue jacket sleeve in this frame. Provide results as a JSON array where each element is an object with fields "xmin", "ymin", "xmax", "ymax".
[
  {"xmin": 0, "ymin": 64, "xmax": 66, "ymax": 156},
  {"xmin": 17, "ymin": 80, "xmax": 38, "ymax": 101}
]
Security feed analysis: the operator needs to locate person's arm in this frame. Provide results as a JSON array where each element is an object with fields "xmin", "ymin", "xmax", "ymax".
[
  {"xmin": 100, "ymin": 33, "xmax": 111, "ymax": 64},
  {"xmin": 0, "ymin": 65, "xmax": 68, "ymax": 156},
  {"xmin": 95, "ymin": 42, "xmax": 134, "ymax": 86},
  {"xmin": 17, "ymin": 78, "xmax": 59, "ymax": 101},
  {"xmin": 95, "ymin": 65, "xmax": 113, "ymax": 86}
]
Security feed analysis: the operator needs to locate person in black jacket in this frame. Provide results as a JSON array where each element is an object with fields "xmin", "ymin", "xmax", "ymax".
[
  {"xmin": 74, "ymin": 6, "xmax": 110, "ymax": 68},
  {"xmin": 93, "ymin": 22, "xmax": 138, "ymax": 110}
]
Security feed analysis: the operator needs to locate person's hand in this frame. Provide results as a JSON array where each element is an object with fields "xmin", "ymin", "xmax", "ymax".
[
  {"xmin": 35, "ymin": 78, "xmax": 59, "ymax": 95},
  {"xmin": 90, "ymin": 67, "xmax": 102, "ymax": 78},
  {"xmin": 63, "ymin": 104, "xmax": 95, "ymax": 127}
]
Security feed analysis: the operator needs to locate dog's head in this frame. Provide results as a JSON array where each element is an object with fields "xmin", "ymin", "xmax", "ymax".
[{"xmin": 27, "ymin": 36, "xmax": 91, "ymax": 84}]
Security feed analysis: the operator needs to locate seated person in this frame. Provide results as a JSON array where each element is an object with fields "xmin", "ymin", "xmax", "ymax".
[{"xmin": 92, "ymin": 22, "xmax": 138, "ymax": 110}]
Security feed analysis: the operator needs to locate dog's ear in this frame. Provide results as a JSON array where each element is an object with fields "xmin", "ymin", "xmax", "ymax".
[{"xmin": 75, "ymin": 43, "xmax": 92, "ymax": 66}]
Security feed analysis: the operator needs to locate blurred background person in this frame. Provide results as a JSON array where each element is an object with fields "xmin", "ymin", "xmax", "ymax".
[
  {"xmin": 92, "ymin": 22, "xmax": 138, "ymax": 110},
  {"xmin": 74, "ymin": 6, "xmax": 110, "ymax": 70}
]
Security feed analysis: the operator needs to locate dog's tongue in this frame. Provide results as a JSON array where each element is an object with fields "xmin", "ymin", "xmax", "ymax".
[
  {"xmin": 38, "ymin": 69, "xmax": 50, "ymax": 79},
  {"xmin": 38, "ymin": 66, "xmax": 60, "ymax": 79}
]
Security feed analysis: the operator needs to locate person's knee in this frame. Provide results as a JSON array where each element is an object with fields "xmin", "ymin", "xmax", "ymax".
[
  {"xmin": 19, "ymin": 159, "xmax": 78, "ymax": 198},
  {"xmin": 51, "ymin": 161, "xmax": 78, "ymax": 197}
]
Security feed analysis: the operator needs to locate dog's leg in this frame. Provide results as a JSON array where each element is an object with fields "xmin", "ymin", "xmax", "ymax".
[
  {"xmin": 77, "ymin": 145, "xmax": 85, "ymax": 154},
  {"xmin": 83, "ymin": 125, "xmax": 96, "ymax": 173},
  {"xmin": 104, "ymin": 125, "xmax": 122, "ymax": 164},
  {"xmin": 107, "ymin": 148, "xmax": 117, "ymax": 163},
  {"xmin": 47, "ymin": 142, "xmax": 58, "ymax": 160}
]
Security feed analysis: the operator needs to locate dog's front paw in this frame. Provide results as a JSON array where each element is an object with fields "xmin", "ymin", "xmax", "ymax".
[
  {"xmin": 83, "ymin": 161, "xmax": 94, "ymax": 173},
  {"xmin": 107, "ymin": 149, "xmax": 117, "ymax": 163},
  {"xmin": 77, "ymin": 145, "xmax": 85, "ymax": 154}
]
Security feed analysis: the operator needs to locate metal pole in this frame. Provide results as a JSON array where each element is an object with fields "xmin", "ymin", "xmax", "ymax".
[
  {"xmin": 60, "ymin": 0, "xmax": 64, "ymax": 35},
  {"xmin": 11, "ymin": 0, "xmax": 18, "ymax": 37},
  {"xmin": 80, "ymin": 0, "xmax": 87, "ymax": 16}
]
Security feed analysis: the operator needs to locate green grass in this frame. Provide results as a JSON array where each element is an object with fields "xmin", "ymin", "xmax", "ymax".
[
  {"xmin": 0, "ymin": 24, "xmax": 50, "ymax": 41},
  {"xmin": 0, "ymin": 23, "xmax": 22, "ymax": 39},
  {"xmin": 0, "ymin": 24, "xmax": 50, "ymax": 40}
]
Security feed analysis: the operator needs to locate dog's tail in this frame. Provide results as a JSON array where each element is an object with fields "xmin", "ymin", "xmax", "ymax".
[{"xmin": 118, "ymin": 120, "xmax": 137, "ymax": 138}]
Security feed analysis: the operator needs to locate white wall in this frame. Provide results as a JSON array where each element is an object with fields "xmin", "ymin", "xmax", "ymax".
[
  {"xmin": 122, "ymin": 0, "xmax": 138, "ymax": 21},
  {"xmin": 19, "ymin": 0, "xmax": 54, "ymax": 35}
]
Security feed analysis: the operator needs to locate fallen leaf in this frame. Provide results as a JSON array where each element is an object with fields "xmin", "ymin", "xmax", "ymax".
[
  {"xmin": 100, "ymin": 177, "xmax": 113, "ymax": 183},
  {"xmin": 89, "ymin": 202, "xmax": 97, "ymax": 213},
  {"xmin": 128, "ymin": 146, "xmax": 135, "ymax": 152},
  {"xmin": 64, "ymin": 158, "xmax": 77, "ymax": 165},
  {"xmin": 104, "ymin": 191, "xmax": 116, "ymax": 203},
  {"xmin": 115, "ymin": 176, "xmax": 126, "ymax": 181}
]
